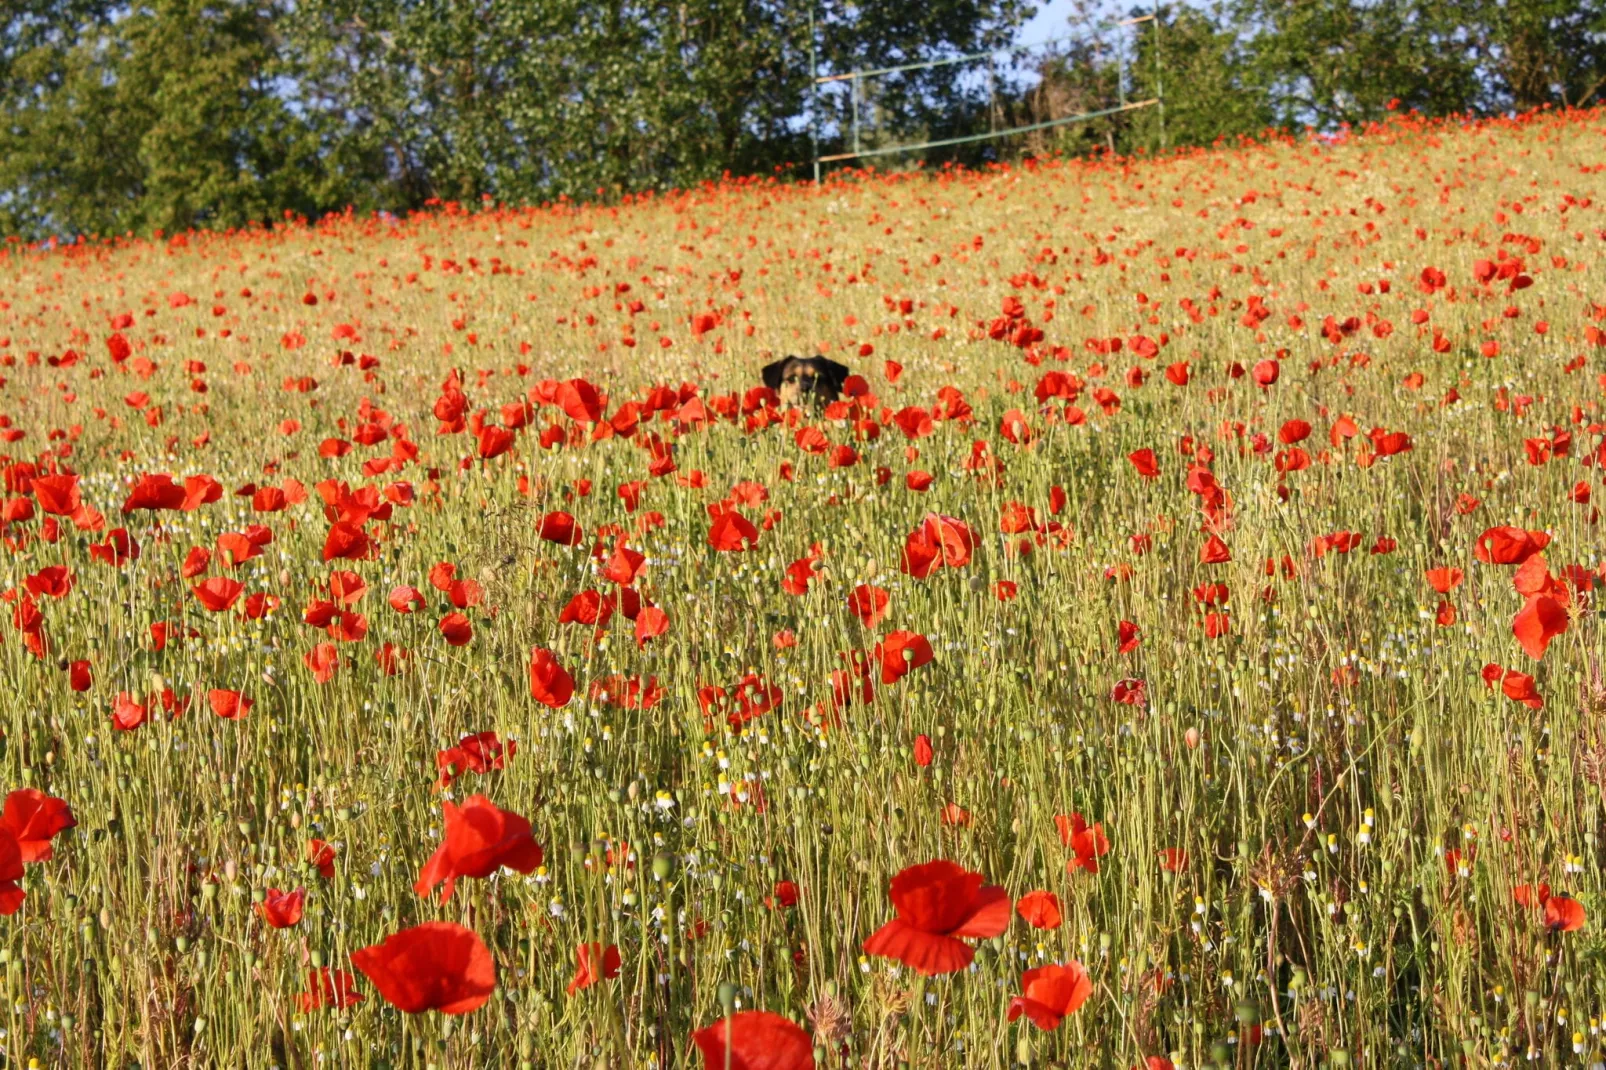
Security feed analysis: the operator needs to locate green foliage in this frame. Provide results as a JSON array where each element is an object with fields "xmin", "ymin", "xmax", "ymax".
[
  {"xmin": 0, "ymin": 0, "xmax": 346, "ymax": 237},
  {"xmin": 1129, "ymin": 4, "xmax": 1272, "ymax": 151},
  {"xmin": 1, "ymin": 0, "xmax": 1604, "ymax": 238}
]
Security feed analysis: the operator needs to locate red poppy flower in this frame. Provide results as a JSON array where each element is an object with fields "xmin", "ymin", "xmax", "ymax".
[
  {"xmin": 327, "ymin": 570, "xmax": 367, "ymax": 606},
  {"xmin": 31, "ymin": 474, "xmax": 80, "ymax": 516},
  {"xmin": 691, "ymin": 1012, "xmax": 816, "ymax": 1070},
  {"xmin": 993, "ymin": 580, "xmax": 1018, "ymax": 601},
  {"xmin": 1117, "ymin": 620, "xmax": 1140, "ymax": 653},
  {"xmin": 208, "ymin": 689, "xmax": 252, "ymax": 720},
  {"xmin": 298, "ymin": 968, "xmax": 365, "ymax": 1012},
  {"xmin": 708, "ymin": 507, "xmax": 760, "ymax": 551},
  {"xmin": 538, "ymin": 510, "xmax": 583, "ymax": 546},
  {"xmin": 121, "ymin": 472, "xmax": 188, "ymax": 513},
  {"xmin": 779, "ymin": 554, "xmax": 820, "ymax": 595},
  {"xmin": 1127, "ymin": 448, "xmax": 1160, "ymax": 478},
  {"xmin": 1159, "ymin": 847, "xmax": 1189, "ymax": 872},
  {"xmin": 243, "ymin": 593, "xmax": 280, "ymax": 620},
  {"xmin": 1545, "ymin": 894, "xmax": 1586, "ymax": 932},
  {"xmin": 1512, "ymin": 590, "xmax": 1569, "ymax": 659},
  {"xmin": 2, "ymin": 789, "xmax": 75, "ymax": 862},
  {"xmin": 389, "ymin": 585, "xmax": 425, "ymax": 614},
  {"xmin": 876, "ymin": 631, "xmax": 934, "ymax": 684},
  {"xmin": 1514, "ymin": 882, "xmax": 1551, "ymax": 909},
  {"xmin": 1278, "ymin": 419, "xmax": 1311, "ymax": 445},
  {"xmin": 307, "ymin": 839, "xmax": 336, "ymax": 879},
  {"xmin": 111, "ymin": 691, "xmax": 149, "ymax": 732},
  {"xmin": 322, "ymin": 521, "xmax": 371, "ymax": 562},
  {"xmin": 1473, "ymin": 526, "xmax": 1550, "ymax": 565},
  {"xmin": 68, "ymin": 659, "xmax": 92, "ymax": 691},
  {"xmin": 1199, "ymin": 535, "xmax": 1232, "ymax": 564},
  {"xmin": 848, "ymin": 584, "xmax": 890, "ymax": 627},
  {"xmin": 24, "ymin": 565, "xmax": 72, "ymax": 601},
  {"xmin": 922, "ymin": 513, "xmax": 976, "ymax": 566},
  {"xmin": 192, "ymin": 576, "xmax": 244, "ymax": 612},
  {"xmin": 1425, "ymin": 566, "xmax": 1463, "ymax": 594},
  {"xmin": 913, "ymin": 734, "xmax": 934, "ymax": 767},
  {"xmin": 1500, "ymin": 668, "xmax": 1544, "ymax": 709},
  {"xmin": 862, "ymin": 859, "xmax": 1011, "ymax": 975},
  {"xmin": 350, "ymin": 922, "xmax": 496, "ymax": 1015},
  {"xmin": 0, "ymin": 830, "xmax": 25, "ymax": 915},
  {"xmin": 1007, "ymin": 961, "xmax": 1092, "ymax": 1030},
  {"xmin": 435, "ymin": 731, "xmax": 515, "ymax": 788},
  {"xmin": 1056, "ymin": 813, "xmax": 1110, "ymax": 873},
  {"xmin": 529, "ymin": 647, "xmax": 575, "ymax": 708},
  {"xmin": 89, "ymin": 528, "xmax": 140, "ymax": 567},
  {"xmin": 414, "ymin": 795, "xmax": 543, "ymax": 902},
  {"xmin": 562, "ymin": 588, "xmax": 616, "ymax": 629},
  {"xmin": 1511, "ymin": 555, "xmax": 1570, "ymax": 659},
  {"xmin": 304, "ymin": 643, "xmax": 340, "ymax": 684},
  {"xmin": 255, "ymin": 887, "xmax": 306, "ymax": 928},
  {"xmin": 565, "ymin": 942, "xmax": 622, "ymax": 996},
  {"xmin": 1016, "ymin": 889, "xmax": 1063, "ymax": 930},
  {"xmin": 438, "ymin": 612, "xmax": 474, "ymax": 646},
  {"xmin": 603, "ymin": 543, "xmax": 647, "ymax": 585},
  {"xmin": 1110, "ymin": 678, "xmax": 1147, "ymax": 706},
  {"xmin": 630, "ymin": 604, "xmax": 669, "ymax": 649}
]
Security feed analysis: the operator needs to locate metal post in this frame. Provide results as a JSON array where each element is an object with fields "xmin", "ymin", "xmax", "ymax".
[
  {"xmin": 1153, "ymin": 0, "xmax": 1166, "ymax": 151},
  {"xmin": 852, "ymin": 73, "xmax": 861, "ymax": 157},
  {"xmin": 987, "ymin": 56, "xmax": 997, "ymax": 133},
  {"xmin": 809, "ymin": 4, "xmax": 821, "ymax": 183},
  {"xmin": 1118, "ymin": 38, "xmax": 1127, "ymax": 109}
]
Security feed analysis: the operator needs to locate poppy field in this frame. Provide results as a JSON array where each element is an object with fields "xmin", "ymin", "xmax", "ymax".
[{"xmin": 2, "ymin": 107, "xmax": 1606, "ymax": 1069}]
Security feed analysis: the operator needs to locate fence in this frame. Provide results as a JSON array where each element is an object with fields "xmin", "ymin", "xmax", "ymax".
[{"xmin": 809, "ymin": 7, "xmax": 1165, "ymax": 181}]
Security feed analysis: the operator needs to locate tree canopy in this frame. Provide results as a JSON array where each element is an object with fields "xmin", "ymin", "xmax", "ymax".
[{"xmin": 1, "ymin": 0, "xmax": 1601, "ymax": 238}]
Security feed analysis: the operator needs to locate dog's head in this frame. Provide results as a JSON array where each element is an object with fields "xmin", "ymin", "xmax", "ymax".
[{"xmin": 761, "ymin": 356, "xmax": 849, "ymax": 408}]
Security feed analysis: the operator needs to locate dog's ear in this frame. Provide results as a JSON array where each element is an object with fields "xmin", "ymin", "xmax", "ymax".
[
  {"xmin": 818, "ymin": 357, "xmax": 851, "ymax": 391},
  {"xmin": 761, "ymin": 358, "xmax": 789, "ymax": 391}
]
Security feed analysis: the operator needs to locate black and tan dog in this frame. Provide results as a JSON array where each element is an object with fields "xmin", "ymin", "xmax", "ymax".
[{"xmin": 761, "ymin": 355, "xmax": 850, "ymax": 408}]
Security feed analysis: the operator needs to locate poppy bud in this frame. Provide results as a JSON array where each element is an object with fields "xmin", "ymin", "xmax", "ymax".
[
  {"xmin": 1184, "ymin": 727, "xmax": 1200, "ymax": 749},
  {"xmin": 717, "ymin": 981, "xmax": 739, "ymax": 1012},
  {"xmin": 652, "ymin": 852, "xmax": 674, "ymax": 880}
]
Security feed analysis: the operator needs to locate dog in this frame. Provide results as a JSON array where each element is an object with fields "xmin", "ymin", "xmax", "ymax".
[{"xmin": 761, "ymin": 355, "xmax": 850, "ymax": 408}]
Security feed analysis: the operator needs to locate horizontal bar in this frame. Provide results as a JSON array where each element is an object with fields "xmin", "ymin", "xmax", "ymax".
[
  {"xmin": 815, "ymin": 16, "xmax": 1156, "ymax": 84},
  {"xmin": 815, "ymin": 98, "xmax": 1159, "ymax": 162}
]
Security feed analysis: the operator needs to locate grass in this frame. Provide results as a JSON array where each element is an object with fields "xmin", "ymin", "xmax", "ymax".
[{"xmin": 0, "ymin": 106, "xmax": 1604, "ymax": 1069}]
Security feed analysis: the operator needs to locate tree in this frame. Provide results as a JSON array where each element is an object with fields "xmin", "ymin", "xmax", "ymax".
[
  {"xmin": 1464, "ymin": 0, "xmax": 1606, "ymax": 110},
  {"xmin": 1231, "ymin": 0, "xmax": 1486, "ymax": 130},
  {"xmin": 0, "ymin": 0, "xmax": 349, "ymax": 237},
  {"xmin": 1126, "ymin": 3, "xmax": 1272, "ymax": 152}
]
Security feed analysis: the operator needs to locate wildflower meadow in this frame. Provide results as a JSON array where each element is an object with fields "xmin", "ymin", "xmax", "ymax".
[{"xmin": 1, "ymin": 107, "xmax": 1605, "ymax": 1068}]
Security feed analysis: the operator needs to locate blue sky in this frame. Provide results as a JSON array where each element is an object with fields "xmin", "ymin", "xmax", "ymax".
[{"xmin": 1017, "ymin": 0, "xmax": 1134, "ymax": 45}]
